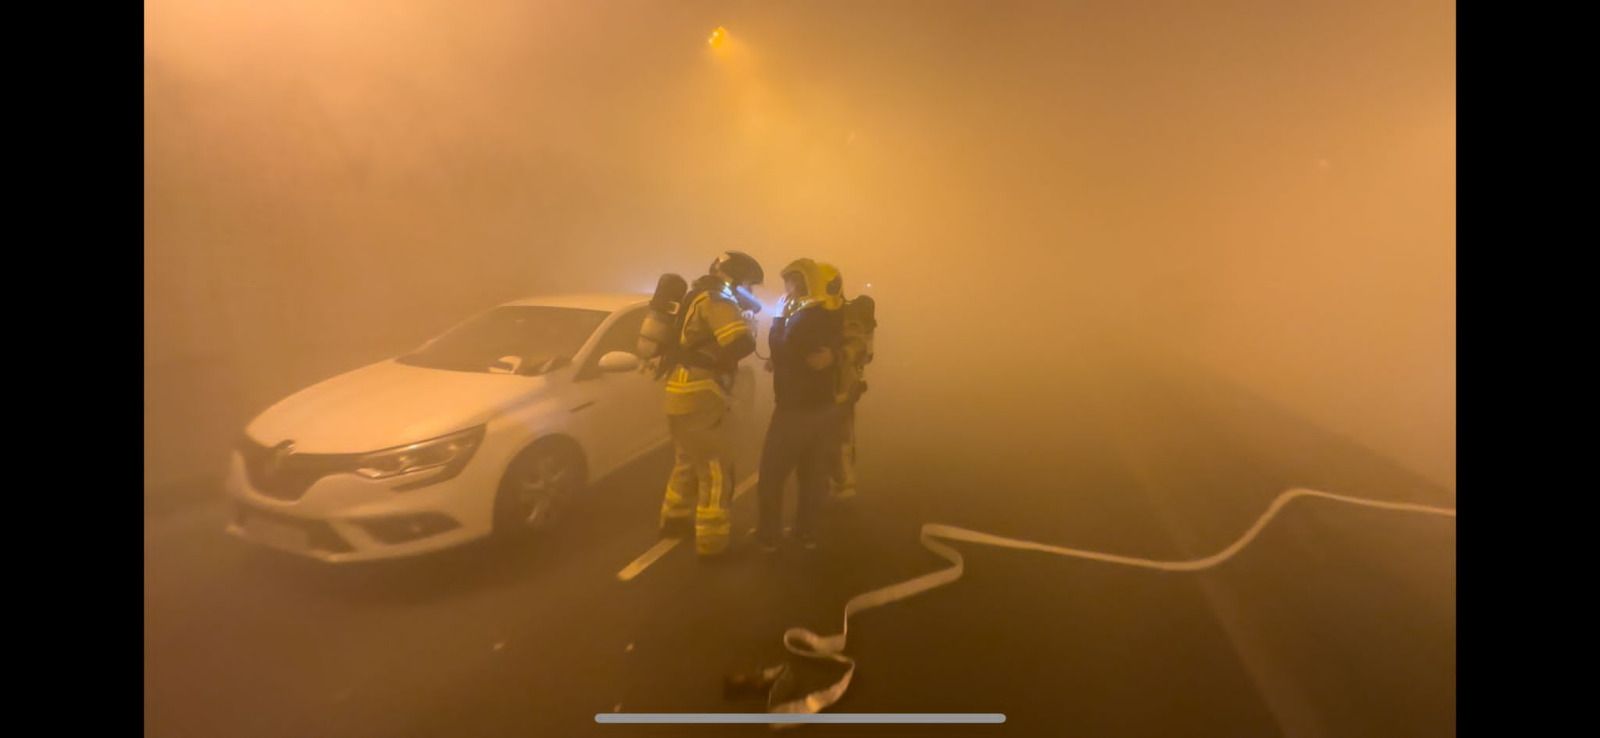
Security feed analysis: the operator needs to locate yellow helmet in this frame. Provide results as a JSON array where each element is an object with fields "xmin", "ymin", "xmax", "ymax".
[
  {"xmin": 779, "ymin": 259, "xmax": 844, "ymax": 314},
  {"xmin": 815, "ymin": 262, "xmax": 845, "ymax": 311}
]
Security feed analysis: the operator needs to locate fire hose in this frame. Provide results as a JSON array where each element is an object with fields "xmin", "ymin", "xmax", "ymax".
[{"xmin": 725, "ymin": 487, "xmax": 1457, "ymax": 725}]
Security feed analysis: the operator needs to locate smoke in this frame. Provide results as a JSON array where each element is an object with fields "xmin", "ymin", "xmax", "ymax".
[{"xmin": 145, "ymin": 0, "xmax": 1454, "ymax": 494}]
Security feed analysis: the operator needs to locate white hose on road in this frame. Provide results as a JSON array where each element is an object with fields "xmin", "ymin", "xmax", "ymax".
[{"xmin": 760, "ymin": 487, "xmax": 1458, "ymax": 721}]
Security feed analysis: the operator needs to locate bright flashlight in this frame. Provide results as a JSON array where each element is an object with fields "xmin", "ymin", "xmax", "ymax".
[
  {"xmin": 731, "ymin": 284, "xmax": 762, "ymax": 314},
  {"xmin": 708, "ymin": 26, "xmax": 729, "ymax": 49}
]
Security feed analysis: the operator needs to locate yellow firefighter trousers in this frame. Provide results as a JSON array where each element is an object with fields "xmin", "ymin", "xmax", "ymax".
[{"xmin": 659, "ymin": 403, "xmax": 735, "ymax": 555}]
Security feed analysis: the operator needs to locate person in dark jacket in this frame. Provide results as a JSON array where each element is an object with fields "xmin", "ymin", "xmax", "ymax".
[{"xmin": 753, "ymin": 259, "xmax": 844, "ymax": 552}]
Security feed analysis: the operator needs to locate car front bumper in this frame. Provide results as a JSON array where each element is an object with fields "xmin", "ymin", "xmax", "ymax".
[{"xmin": 223, "ymin": 450, "xmax": 496, "ymax": 563}]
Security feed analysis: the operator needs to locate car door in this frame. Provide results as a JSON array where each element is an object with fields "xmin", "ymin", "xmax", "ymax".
[{"xmin": 566, "ymin": 306, "xmax": 662, "ymax": 476}]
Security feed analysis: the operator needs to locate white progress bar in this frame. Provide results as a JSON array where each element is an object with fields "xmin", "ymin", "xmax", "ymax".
[{"xmin": 597, "ymin": 713, "xmax": 1005, "ymax": 724}]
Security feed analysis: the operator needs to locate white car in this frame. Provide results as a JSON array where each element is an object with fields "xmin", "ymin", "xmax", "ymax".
[{"xmin": 225, "ymin": 293, "xmax": 746, "ymax": 563}]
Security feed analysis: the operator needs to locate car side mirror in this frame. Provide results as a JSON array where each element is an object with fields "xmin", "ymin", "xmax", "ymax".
[{"xmin": 598, "ymin": 351, "xmax": 641, "ymax": 374}]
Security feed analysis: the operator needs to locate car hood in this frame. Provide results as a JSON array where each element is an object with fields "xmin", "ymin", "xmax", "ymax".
[{"xmin": 245, "ymin": 359, "xmax": 554, "ymax": 453}]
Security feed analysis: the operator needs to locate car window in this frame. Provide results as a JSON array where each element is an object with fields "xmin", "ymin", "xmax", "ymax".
[
  {"xmin": 588, "ymin": 307, "xmax": 648, "ymax": 363},
  {"xmin": 397, "ymin": 306, "xmax": 609, "ymax": 375}
]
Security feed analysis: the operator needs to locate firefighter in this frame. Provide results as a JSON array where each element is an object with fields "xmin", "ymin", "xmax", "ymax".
[
  {"xmin": 657, "ymin": 251, "xmax": 764, "ymax": 557},
  {"xmin": 817, "ymin": 263, "xmax": 874, "ymax": 501}
]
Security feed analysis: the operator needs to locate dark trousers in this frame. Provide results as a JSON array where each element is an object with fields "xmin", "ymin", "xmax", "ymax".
[{"xmin": 756, "ymin": 403, "xmax": 837, "ymax": 539}]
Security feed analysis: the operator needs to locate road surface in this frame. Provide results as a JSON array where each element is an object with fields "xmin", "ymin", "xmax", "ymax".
[{"xmin": 145, "ymin": 352, "xmax": 1455, "ymax": 737}]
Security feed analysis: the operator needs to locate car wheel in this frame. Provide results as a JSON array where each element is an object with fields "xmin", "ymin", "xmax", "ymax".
[{"xmin": 494, "ymin": 439, "xmax": 587, "ymax": 536}]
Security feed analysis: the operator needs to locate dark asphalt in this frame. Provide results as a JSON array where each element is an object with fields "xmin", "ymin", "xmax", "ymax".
[{"xmin": 144, "ymin": 352, "xmax": 1455, "ymax": 738}]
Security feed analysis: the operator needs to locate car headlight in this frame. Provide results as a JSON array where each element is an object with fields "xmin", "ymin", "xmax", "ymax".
[{"xmin": 354, "ymin": 425, "xmax": 486, "ymax": 483}]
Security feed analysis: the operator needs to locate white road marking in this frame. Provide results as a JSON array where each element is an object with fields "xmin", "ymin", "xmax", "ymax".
[
  {"xmin": 615, "ymin": 474, "xmax": 759, "ymax": 582},
  {"xmin": 733, "ymin": 473, "xmax": 758, "ymax": 501},
  {"xmin": 616, "ymin": 538, "xmax": 680, "ymax": 582}
]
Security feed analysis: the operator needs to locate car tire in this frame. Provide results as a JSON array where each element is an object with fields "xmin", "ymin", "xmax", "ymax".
[{"xmin": 493, "ymin": 438, "xmax": 588, "ymax": 537}]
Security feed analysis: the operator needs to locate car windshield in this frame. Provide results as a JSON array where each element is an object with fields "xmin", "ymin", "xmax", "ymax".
[{"xmin": 397, "ymin": 306, "xmax": 609, "ymax": 375}]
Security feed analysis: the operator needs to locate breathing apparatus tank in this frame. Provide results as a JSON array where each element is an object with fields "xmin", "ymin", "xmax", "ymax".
[
  {"xmin": 637, "ymin": 273, "xmax": 688, "ymax": 361},
  {"xmin": 844, "ymin": 294, "xmax": 876, "ymax": 351},
  {"xmin": 839, "ymin": 294, "xmax": 877, "ymax": 401}
]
